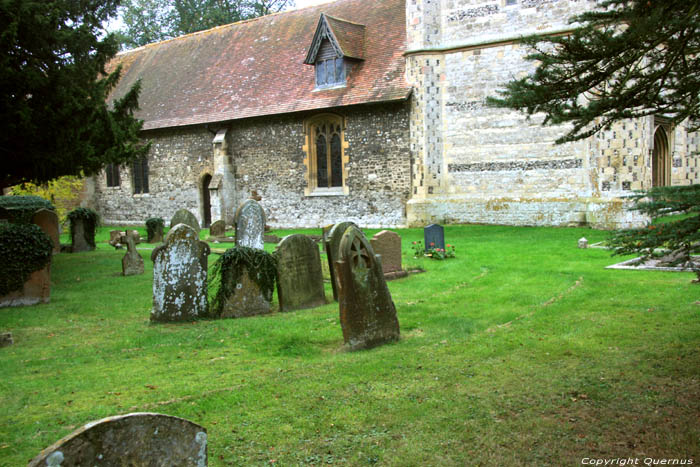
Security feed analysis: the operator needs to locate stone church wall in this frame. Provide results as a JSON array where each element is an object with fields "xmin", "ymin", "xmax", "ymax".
[{"xmin": 93, "ymin": 102, "xmax": 411, "ymax": 228}]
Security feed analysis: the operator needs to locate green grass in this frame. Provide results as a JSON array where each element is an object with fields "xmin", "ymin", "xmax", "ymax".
[{"xmin": 1, "ymin": 224, "xmax": 698, "ymax": 466}]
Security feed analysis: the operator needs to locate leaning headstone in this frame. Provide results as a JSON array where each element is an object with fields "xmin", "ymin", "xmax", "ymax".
[
  {"xmin": 210, "ymin": 219, "xmax": 226, "ymax": 237},
  {"xmin": 275, "ymin": 234, "xmax": 326, "ymax": 312},
  {"xmin": 235, "ymin": 200, "xmax": 265, "ymax": 250},
  {"xmin": 370, "ymin": 230, "xmax": 403, "ymax": 275},
  {"xmin": 578, "ymin": 237, "xmax": 588, "ymax": 249},
  {"xmin": 28, "ymin": 413, "xmax": 208, "ymax": 467},
  {"xmin": 334, "ymin": 225, "xmax": 400, "ymax": 350},
  {"xmin": 122, "ymin": 235, "xmax": 144, "ymax": 276},
  {"xmin": 325, "ymin": 221, "xmax": 358, "ymax": 301},
  {"xmin": 170, "ymin": 208, "xmax": 200, "ymax": 234},
  {"xmin": 424, "ymin": 223, "xmax": 445, "ymax": 251},
  {"xmin": 150, "ymin": 224, "xmax": 210, "ymax": 322},
  {"xmin": 0, "ymin": 332, "xmax": 13, "ymax": 347},
  {"xmin": 71, "ymin": 217, "xmax": 94, "ymax": 252},
  {"xmin": 32, "ymin": 209, "xmax": 60, "ymax": 254}
]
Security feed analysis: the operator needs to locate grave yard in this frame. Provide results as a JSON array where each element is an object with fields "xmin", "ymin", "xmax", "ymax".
[{"xmin": 1, "ymin": 224, "xmax": 698, "ymax": 465}]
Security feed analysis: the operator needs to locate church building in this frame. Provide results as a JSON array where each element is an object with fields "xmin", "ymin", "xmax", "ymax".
[{"xmin": 93, "ymin": 0, "xmax": 700, "ymax": 229}]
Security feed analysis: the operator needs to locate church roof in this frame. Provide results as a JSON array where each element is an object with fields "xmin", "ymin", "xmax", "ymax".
[
  {"xmin": 108, "ymin": 0, "xmax": 408, "ymax": 131},
  {"xmin": 303, "ymin": 14, "xmax": 366, "ymax": 64}
]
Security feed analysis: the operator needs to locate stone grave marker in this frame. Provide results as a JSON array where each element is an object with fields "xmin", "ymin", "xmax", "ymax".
[
  {"xmin": 1, "ymin": 332, "xmax": 14, "ymax": 347},
  {"xmin": 334, "ymin": 225, "xmax": 400, "ymax": 350},
  {"xmin": 32, "ymin": 209, "xmax": 60, "ymax": 254},
  {"xmin": 109, "ymin": 229, "xmax": 124, "ymax": 247},
  {"xmin": 28, "ymin": 412, "xmax": 207, "ymax": 467},
  {"xmin": 274, "ymin": 234, "xmax": 326, "ymax": 312},
  {"xmin": 325, "ymin": 221, "xmax": 357, "ymax": 301},
  {"xmin": 150, "ymin": 224, "xmax": 210, "ymax": 322},
  {"xmin": 216, "ymin": 264, "xmax": 272, "ymax": 318},
  {"xmin": 370, "ymin": 230, "xmax": 403, "ymax": 275},
  {"xmin": 71, "ymin": 217, "xmax": 94, "ymax": 253},
  {"xmin": 235, "ymin": 199, "xmax": 265, "ymax": 249},
  {"xmin": 578, "ymin": 237, "xmax": 588, "ymax": 249},
  {"xmin": 0, "ymin": 264, "xmax": 51, "ymax": 308},
  {"xmin": 122, "ymin": 234, "xmax": 144, "ymax": 276},
  {"xmin": 424, "ymin": 223, "xmax": 445, "ymax": 251},
  {"xmin": 210, "ymin": 219, "xmax": 226, "ymax": 237},
  {"xmin": 170, "ymin": 208, "xmax": 200, "ymax": 234}
]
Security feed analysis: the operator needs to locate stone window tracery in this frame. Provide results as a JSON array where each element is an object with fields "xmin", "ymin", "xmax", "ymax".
[
  {"xmin": 304, "ymin": 114, "xmax": 348, "ymax": 196},
  {"xmin": 132, "ymin": 156, "xmax": 149, "ymax": 194}
]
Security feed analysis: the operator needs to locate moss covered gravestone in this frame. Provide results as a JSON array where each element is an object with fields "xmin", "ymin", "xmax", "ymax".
[
  {"xmin": 0, "ymin": 223, "xmax": 53, "ymax": 307},
  {"xmin": 274, "ymin": 234, "xmax": 326, "ymax": 312},
  {"xmin": 170, "ymin": 209, "xmax": 200, "ymax": 234},
  {"xmin": 324, "ymin": 221, "xmax": 358, "ymax": 301}
]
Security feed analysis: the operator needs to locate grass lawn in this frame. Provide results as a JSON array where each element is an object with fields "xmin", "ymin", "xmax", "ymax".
[{"xmin": 0, "ymin": 224, "xmax": 698, "ymax": 466}]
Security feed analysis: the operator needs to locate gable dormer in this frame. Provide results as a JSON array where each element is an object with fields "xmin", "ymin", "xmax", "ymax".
[{"xmin": 304, "ymin": 13, "xmax": 365, "ymax": 89}]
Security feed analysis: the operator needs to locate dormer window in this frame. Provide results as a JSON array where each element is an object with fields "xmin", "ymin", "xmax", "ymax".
[{"xmin": 305, "ymin": 14, "xmax": 365, "ymax": 90}]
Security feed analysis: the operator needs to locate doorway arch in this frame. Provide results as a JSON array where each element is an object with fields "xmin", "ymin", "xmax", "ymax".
[
  {"xmin": 201, "ymin": 173, "xmax": 212, "ymax": 228},
  {"xmin": 652, "ymin": 125, "xmax": 671, "ymax": 187}
]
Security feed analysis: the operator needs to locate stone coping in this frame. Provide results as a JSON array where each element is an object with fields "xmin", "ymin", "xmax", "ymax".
[{"xmin": 606, "ymin": 256, "xmax": 700, "ymax": 272}]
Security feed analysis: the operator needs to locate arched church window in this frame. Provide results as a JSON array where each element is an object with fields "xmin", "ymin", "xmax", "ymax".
[
  {"xmin": 132, "ymin": 156, "xmax": 149, "ymax": 194},
  {"xmin": 305, "ymin": 114, "xmax": 347, "ymax": 195}
]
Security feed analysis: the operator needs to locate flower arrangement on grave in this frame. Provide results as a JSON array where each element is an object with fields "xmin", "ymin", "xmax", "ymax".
[
  {"xmin": 145, "ymin": 217, "xmax": 165, "ymax": 239},
  {"xmin": 410, "ymin": 240, "xmax": 456, "ymax": 260},
  {"xmin": 209, "ymin": 246, "xmax": 277, "ymax": 314},
  {"xmin": 67, "ymin": 207, "xmax": 99, "ymax": 248},
  {"xmin": 0, "ymin": 223, "xmax": 53, "ymax": 296}
]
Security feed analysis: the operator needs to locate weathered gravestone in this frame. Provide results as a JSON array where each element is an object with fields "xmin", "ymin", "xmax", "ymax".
[
  {"xmin": 122, "ymin": 235, "xmax": 145, "ymax": 276},
  {"xmin": 235, "ymin": 200, "xmax": 265, "ymax": 249},
  {"xmin": 334, "ymin": 225, "xmax": 400, "ymax": 350},
  {"xmin": 28, "ymin": 412, "xmax": 208, "ymax": 467},
  {"xmin": 210, "ymin": 219, "xmax": 226, "ymax": 237},
  {"xmin": 32, "ymin": 209, "xmax": 60, "ymax": 254},
  {"xmin": 370, "ymin": 230, "xmax": 404, "ymax": 277},
  {"xmin": 0, "ymin": 265, "xmax": 51, "ymax": 308},
  {"xmin": 216, "ymin": 264, "xmax": 272, "ymax": 318},
  {"xmin": 325, "ymin": 221, "xmax": 358, "ymax": 301},
  {"xmin": 170, "ymin": 208, "xmax": 201, "ymax": 234},
  {"xmin": 70, "ymin": 217, "xmax": 94, "ymax": 252},
  {"xmin": 150, "ymin": 224, "xmax": 210, "ymax": 322},
  {"xmin": 275, "ymin": 234, "xmax": 326, "ymax": 312},
  {"xmin": 578, "ymin": 237, "xmax": 588, "ymax": 249},
  {"xmin": 1, "ymin": 332, "xmax": 14, "ymax": 347},
  {"xmin": 109, "ymin": 229, "xmax": 124, "ymax": 247},
  {"xmin": 424, "ymin": 223, "xmax": 445, "ymax": 251}
]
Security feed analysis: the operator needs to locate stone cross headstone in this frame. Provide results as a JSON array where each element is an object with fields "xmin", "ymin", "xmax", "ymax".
[
  {"xmin": 150, "ymin": 224, "xmax": 210, "ymax": 322},
  {"xmin": 370, "ymin": 230, "xmax": 403, "ymax": 274},
  {"xmin": 32, "ymin": 209, "xmax": 60, "ymax": 254},
  {"xmin": 325, "ymin": 221, "xmax": 357, "ymax": 301},
  {"xmin": 170, "ymin": 209, "xmax": 201, "ymax": 234},
  {"xmin": 216, "ymin": 264, "xmax": 272, "ymax": 318},
  {"xmin": 235, "ymin": 200, "xmax": 265, "ymax": 250},
  {"xmin": 71, "ymin": 217, "xmax": 95, "ymax": 253},
  {"xmin": 423, "ymin": 223, "xmax": 445, "ymax": 251},
  {"xmin": 28, "ymin": 413, "xmax": 208, "ymax": 467},
  {"xmin": 210, "ymin": 219, "xmax": 226, "ymax": 237},
  {"xmin": 334, "ymin": 225, "xmax": 400, "ymax": 350},
  {"xmin": 274, "ymin": 234, "xmax": 326, "ymax": 312},
  {"xmin": 122, "ymin": 235, "xmax": 145, "ymax": 276}
]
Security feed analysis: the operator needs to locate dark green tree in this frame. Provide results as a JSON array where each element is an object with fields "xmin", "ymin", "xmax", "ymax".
[
  {"xmin": 117, "ymin": 0, "xmax": 295, "ymax": 48},
  {"xmin": 487, "ymin": 0, "xmax": 700, "ymax": 279},
  {"xmin": 487, "ymin": 0, "xmax": 700, "ymax": 143},
  {"xmin": 0, "ymin": 0, "xmax": 147, "ymax": 192}
]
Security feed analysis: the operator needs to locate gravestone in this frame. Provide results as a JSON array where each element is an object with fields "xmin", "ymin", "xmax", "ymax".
[
  {"xmin": 235, "ymin": 200, "xmax": 265, "ymax": 250},
  {"xmin": 147, "ymin": 223, "xmax": 164, "ymax": 243},
  {"xmin": 578, "ymin": 237, "xmax": 588, "ymax": 249},
  {"xmin": 210, "ymin": 219, "xmax": 226, "ymax": 237},
  {"xmin": 150, "ymin": 224, "xmax": 210, "ymax": 322},
  {"xmin": 424, "ymin": 223, "xmax": 445, "ymax": 251},
  {"xmin": 1, "ymin": 332, "xmax": 14, "ymax": 347},
  {"xmin": 0, "ymin": 264, "xmax": 51, "ymax": 307},
  {"xmin": 122, "ymin": 235, "xmax": 144, "ymax": 276},
  {"xmin": 170, "ymin": 208, "xmax": 200, "ymax": 234},
  {"xmin": 32, "ymin": 209, "xmax": 60, "ymax": 254},
  {"xmin": 325, "ymin": 221, "xmax": 357, "ymax": 301},
  {"xmin": 71, "ymin": 217, "xmax": 94, "ymax": 253},
  {"xmin": 109, "ymin": 230, "xmax": 124, "ymax": 247},
  {"xmin": 28, "ymin": 412, "xmax": 207, "ymax": 467},
  {"xmin": 217, "ymin": 265, "xmax": 272, "ymax": 318},
  {"xmin": 275, "ymin": 234, "xmax": 326, "ymax": 312},
  {"xmin": 334, "ymin": 225, "xmax": 400, "ymax": 350},
  {"xmin": 370, "ymin": 230, "xmax": 403, "ymax": 274}
]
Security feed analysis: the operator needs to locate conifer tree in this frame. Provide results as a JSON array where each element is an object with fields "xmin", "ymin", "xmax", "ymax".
[{"xmin": 0, "ymin": 0, "xmax": 147, "ymax": 192}]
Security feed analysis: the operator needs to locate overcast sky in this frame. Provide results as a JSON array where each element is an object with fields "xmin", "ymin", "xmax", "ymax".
[{"xmin": 293, "ymin": 0, "xmax": 333, "ymax": 8}]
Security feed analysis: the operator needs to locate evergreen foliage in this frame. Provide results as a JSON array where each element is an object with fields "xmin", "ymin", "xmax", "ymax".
[
  {"xmin": 116, "ymin": 0, "xmax": 295, "ymax": 49},
  {"xmin": 0, "ymin": 196, "xmax": 55, "ymax": 224},
  {"xmin": 0, "ymin": 223, "xmax": 53, "ymax": 296},
  {"xmin": 487, "ymin": 0, "xmax": 700, "ymax": 143},
  {"xmin": 209, "ymin": 246, "xmax": 277, "ymax": 315},
  {"xmin": 610, "ymin": 185, "xmax": 700, "ymax": 281},
  {"xmin": 145, "ymin": 217, "xmax": 165, "ymax": 239},
  {"xmin": 67, "ymin": 208, "xmax": 100, "ymax": 248},
  {"xmin": 0, "ymin": 0, "xmax": 148, "ymax": 191}
]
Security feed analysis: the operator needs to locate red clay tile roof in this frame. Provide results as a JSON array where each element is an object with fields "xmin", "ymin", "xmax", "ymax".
[
  {"xmin": 304, "ymin": 14, "xmax": 366, "ymax": 63},
  {"xmin": 108, "ymin": 0, "xmax": 409, "ymax": 131}
]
